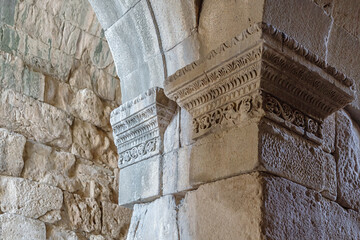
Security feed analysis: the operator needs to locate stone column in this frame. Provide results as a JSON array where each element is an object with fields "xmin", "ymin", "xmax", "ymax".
[{"xmin": 110, "ymin": 23, "xmax": 357, "ymax": 240}]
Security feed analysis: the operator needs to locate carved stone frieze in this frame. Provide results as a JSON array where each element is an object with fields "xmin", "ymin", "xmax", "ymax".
[
  {"xmin": 110, "ymin": 87, "xmax": 177, "ymax": 168},
  {"xmin": 165, "ymin": 23, "xmax": 355, "ymax": 141}
]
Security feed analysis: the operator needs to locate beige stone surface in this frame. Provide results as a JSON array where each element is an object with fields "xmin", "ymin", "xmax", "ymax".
[
  {"xmin": 189, "ymin": 120, "xmax": 260, "ymax": 185},
  {"xmin": 70, "ymin": 88, "xmax": 112, "ymax": 129},
  {"xmin": 335, "ymin": 110, "xmax": 360, "ymax": 211},
  {"xmin": 332, "ymin": 0, "xmax": 360, "ymax": 38},
  {"xmin": 0, "ymin": 128, "xmax": 26, "ymax": 177},
  {"xmin": 179, "ymin": 173, "xmax": 263, "ymax": 240},
  {"xmin": 119, "ymin": 155, "xmax": 161, "ymax": 206},
  {"xmin": 0, "ymin": 89, "xmax": 73, "ymax": 148},
  {"xmin": 0, "ymin": 213, "xmax": 46, "ymax": 240},
  {"xmin": 263, "ymin": 0, "xmax": 332, "ymax": 58},
  {"xmin": 0, "ymin": 176, "xmax": 63, "ymax": 220},
  {"xmin": 22, "ymin": 141, "xmax": 78, "ymax": 192},
  {"xmin": 101, "ymin": 201, "xmax": 132, "ymax": 239},
  {"xmin": 127, "ymin": 195, "xmax": 178, "ymax": 240},
  {"xmin": 64, "ymin": 192, "xmax": 101, "ymax": 233},
  {"xmin": 47, "ymin": 226, "xmax": 81, "ymax": 240},
  {"xmin": 71, "ymin": 119, "xmax": 117, "ymax": 168}
]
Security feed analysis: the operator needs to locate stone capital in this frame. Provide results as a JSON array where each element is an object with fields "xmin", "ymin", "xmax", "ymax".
[{"xmin": 164, "ymin": 23, "xmax": 355, "ymax": 143}]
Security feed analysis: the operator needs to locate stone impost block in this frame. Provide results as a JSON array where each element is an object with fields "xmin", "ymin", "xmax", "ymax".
[
  {"xmin": 165, "ymin": 23, "xmax": 355, "ymax": 142},
  {"xmin": 111, "ymin": 87, "xmax": 177, "ymax": 169},
  {"xmin": 111, "ymin": 87, "xmax": 176, "ymax": 206}
]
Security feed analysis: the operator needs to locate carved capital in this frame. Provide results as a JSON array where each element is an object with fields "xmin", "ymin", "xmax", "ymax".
[
  {"xmin": 110, "ymin": 87, "xmax": 177, "ymax": 168},
  {"xmin": 165, "ymin": 23, "xmax": 355, "ymax": 142}
]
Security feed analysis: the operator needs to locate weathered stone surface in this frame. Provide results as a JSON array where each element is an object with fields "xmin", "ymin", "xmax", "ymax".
[
  {"xmin": 44, "ymin": 76, "xmax": 74, "ymax": 113},
  {"xmin": 262, "ymin": 175, "xmax": 360, "ymax": 239},
  {"xmin": 322, "ymin": 113, "xmax": 336, "ymax": 153},
  {"xmin": 198, "ymin": 0, "xmax": 263, "ymax": 54},
  {"xmin": 179, "ymin": 173, "xmax": 263, "ymax": 240},
  {"xmin": 119, "ymin": 155, "xmax": 161, "ymax": 206},
  {"xmin": 263, "ymin": 0, "xmax": 332, "ymax": 58},
  {"xmin": 335, "ymin": 110, "xmax": 360, "ymax": 211},
  {"xmin": 64, "ymin": 192, "xmax": 101, "ymax": 233},
  {"xmin": 332, "ymin": 0, "xmax": 360, "ymax": 38},
  {"xmin": 127, "ymin": 195, "xmax": 178, "ymax": 240},
  {"xmin": 260, "ymin": 120, "xmax": 337, "ymax": 200},
  {"xmin": 47, "ymin": 226, "xmax": 81, "ymax": 240},
  {"xmin": 15, "ymin": 2, "xmax": 63, "ymax": 49},
  {"xmin": 189, "ymin": 121, "xmax": 260, "ymax": 185},
  {"xmin": 0, "ymin": 0, "xmax": 17, "ymax": 26},
  {"xmin": 22, "ymin": 141, "xmax": 78, "ymax": 192},
  {"xmin": 0, "ymin": 89, "xmax": 73, "ymax": 148},
  {"xmin": 149, "ymin": 0, "xmax": 197, "ymax": 51},
  {"xmin": 0, "ymin": 53, "xmax": 45, "ymax": 100},
  {"xmin": 71, "ymin": 119, "xmax": 117, "ymax": 168},
  {"xmin": 0, "ymin": 176, "xmax": 63, "ymax": 220},
  {"xmin": 163, "ymin": 146, "xmax": 192, "ymax": 195},
  {"xmin": 70, "ymin": 88, "xmax": 112, "ymax": 129},
  {"xmin": 165, "ymin": 33, "xmax": 200, "ymax": 76},
  {"xmin": 101, "ymin": 201, "xmax": 132, "ymax": 239},
  {"xmin": 0, "ymin": 213, "xmax": 46, "ymax": 240},
  {"xmin": 0, "ymin": 128, "xmax": 26, "ymax": 177},
  {"xmin": 75, "ymin": 159, "xmax": 117, "ymax": 202}
]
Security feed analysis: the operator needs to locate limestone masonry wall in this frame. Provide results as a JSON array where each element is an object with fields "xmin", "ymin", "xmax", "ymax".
[{"xmin": 0, "ymin": 0, "xmax": 131, "ymax": 239}]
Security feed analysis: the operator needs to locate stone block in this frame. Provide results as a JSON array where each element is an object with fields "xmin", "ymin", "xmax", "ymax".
[
  {"xmin": 120, "ymin": 53, "xmax": 165, "ymax": 102},
  {"xmin": 71, "ymin": 119, "xmax": 117, "ymax": 168},
  {"xmin": 0, "ymin": 53, "xmax": 45, "ymax": 100},
  {"xmin": 60, "ymin": 22, "xmax": 82, "ymax": 55},
  {"xmin": 262, "ymin": 175, "xmax": 360, "ymax": 239},
  {"xmin": 22, "ymin": 141, "xmax": 78, "ymax": 192},
  {"xmin": 101, "ymin": 201, "xmax": 132, "ymax": 239},
  {"xmin": 179, "ymin": 173, "xmax": 263, "ymax": 240},
  {"xmin": 75, "ymin": 159, "xmax": 117, "ymax": 202},
  {"xmin": 44, "ymin": 76, "xmax": 74, "ymax": 113},
  {"xmin": 163, "ymin": 146, "xmax": 193, "ymax": 195},
  {"xmin": 189, "ymin": 119, "xmax": 337, "ymax": 199},
  {"xmin": 105, "ymin": 0, "xmax": 162, "ymax": 98},
  {"xmin": 0, "ymin": 25, "xmax": 20, "ymax": 55},
  {"xmin": 263, "ymin": 0, "xmax": 332, "ymax": 58},
  {"xmin": 335, "ymin": 110, "xmax": 360, "ymax": 211},
  {"xmin": 165, "ymin": 33, "xmax": 200, "ymax": 76},
  {"xmin": 189, "ymin": 120, "xmax": 260, "ymax": 185},
  {"xmin": 0, "ymin": 128, "xmax": 26, "ymax": 177},
  {"xmin": 0, "ymin": 176, "xmax": 63, "ymax": 220},
  {"xmin": 64, "ymin": 192, "xmax": 101, "ymax": 233},
  {"xmin": 198, "ymin": 0, "xmax": 264, "ymax": 54},
  {"xmin": 332, "ymin": 0, "xmax": 360, "ymax": 38},
  {"xmin": 149, "ymin": 0, "xmax": 197, "ymax": 51},
  {"xmin": 0, "ymin": 213, "xmax": 46, "ymax": 240},
  {"xmin": 70, "ymin": 88, "xmax": 112, "ymax": 130},
  {"xmin": 127, "ymin": 195, "xmax": 178, "ymax": 240},
  {"xmin": 15, "ymin": 2, "xmax": 63, "ymax": 49},
  {"xmin": 0, "ymin": 89, "xmax": 73, "ymax": 149},
  {"xmin": 163, "ymin": 109, "xmax": 180, "ymax": 154},
  {"xmin": 118, "ymin": 155, "xmax": 161, "ymax": 206},
  {"xmin": 322, "ymin": 113, "xmax": 336, "ymax": 153},
  {"xmin": 0, "ymin": 0, "xmax": 17, "ymax": 26},
  {"xmin": 260, "ymin": 119, "xmax": 337, "ymax": 200}
]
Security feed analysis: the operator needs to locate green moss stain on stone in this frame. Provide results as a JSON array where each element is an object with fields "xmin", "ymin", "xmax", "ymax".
[
  {"xmin": 22, "ymin": 67, "xmax": 43, "ymax": 100},
  {"xmin": 0, "ymin": 26, "xmax": 20, "ymax": 54},
  {"xmin": 92, "ymin": 39, "xmax": 103, "ymax": 65},
  {"xmin": 0, "ymin": 0, "xmax": 18, "ymax": 26}
]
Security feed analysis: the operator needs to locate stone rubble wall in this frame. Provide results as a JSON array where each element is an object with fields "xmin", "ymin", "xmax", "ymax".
[{"xmin": 0, "ymin": 0, "xmax": 131, "ymax": 239}]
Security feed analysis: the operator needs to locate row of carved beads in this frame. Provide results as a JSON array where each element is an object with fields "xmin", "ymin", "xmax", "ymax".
[
  {"xmin": 119, "ymin": 138, "xmax": 157, "ymax": 165},
  {"xmin": 193, "ymin": 96, "xmax": 253, "ymax": 134},
  {"xmin": 264, "ymin": 95, "xmax": 320, "ymax": 136}
]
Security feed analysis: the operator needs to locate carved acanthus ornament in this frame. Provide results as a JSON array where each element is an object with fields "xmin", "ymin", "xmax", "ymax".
[
  {"xmin": 165, "ymin": 22, "xmax": 355, "ymax": 142},
  {"xmin": 110, "ymin": 87, "xmax": 177, "ymax": 168}
]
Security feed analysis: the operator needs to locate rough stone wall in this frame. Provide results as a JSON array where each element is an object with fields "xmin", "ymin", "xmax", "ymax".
[{"xmin": 0, "ymin": 0, "xmax": 131, "ymax": 239}]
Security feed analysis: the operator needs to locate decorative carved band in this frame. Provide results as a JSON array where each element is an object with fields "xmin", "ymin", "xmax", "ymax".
[
  {"xmin": 264, "ymin": 94, "xmax": 322, "ymax": 143},
  {"xmin": 110, "ymin": 87, "xmax": 177, "ymax": 168}
]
